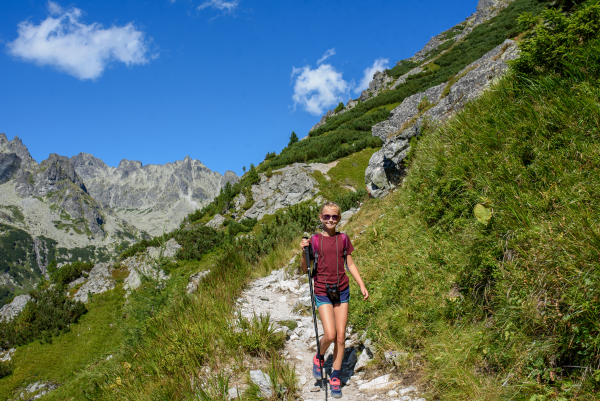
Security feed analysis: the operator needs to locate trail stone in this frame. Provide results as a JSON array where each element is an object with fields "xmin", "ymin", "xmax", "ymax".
[
  {"xmin": 399, "ymin": 386, "xmax": 417, "ymax": 396},
  {"xmin": 250, "ymin": 370, "xmax": 273, "ymax": 398},
  {"xmin": 358, "ymin": 374, "xmax": 393, "ymax": 391}
]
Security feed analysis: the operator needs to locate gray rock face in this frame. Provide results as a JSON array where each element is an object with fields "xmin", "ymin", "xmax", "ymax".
[
  {"xmin": 366, "ymin": 41, "xmax": 518, "ymax": 197},
  {"xmin": 206, "ymin": 213, "xmax": 225, "ymax": 229},
  {"xmin": 73, "ymin": 262, "xmax": 114, "ymax": 303},
  {"xmin": 359, "ymin": 70, "xmax": 394, "ymax": 102},
  {"xmin": 16, "ymin": 153, "xmax": 87, "ymax": 197},
  {"xmin": 13, "ymin": 153, "xmax": 110, "ymax": 238},
  {"xmin": 0, "ymin": 153, "xmax": 22, "ymax": 184},
  {"xmin": 122, "ymin": 238, "xmax": 180, "ymax": 292},
  {"xmin": 0, "ymin": 133, "xmax": 38, "ymax": 171},
  {"xmin": 0, "ymin": 294, "xmax": 30, "ymax": 322},
  {"xmin": 71, "ymin": 153, "xmax": 238, "ymax": 236},
  {"xmin": 243, "ymin": 164, "xmax": 319, "ymax": 220}
]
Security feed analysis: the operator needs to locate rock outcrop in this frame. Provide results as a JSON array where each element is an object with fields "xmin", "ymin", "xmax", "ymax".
[
  {"xmin": 71, "ymin": 153, "xmax": 238, "ymax": 236},
  {"xmin": 243, "ymin": 164, "xmax": 319, "ymax": 220},
  {"xmin": 73, "ymin": 263, "xmax": 114, "ymax": 303},
  {"xmin": 359, "ymin": 70, "xmax": 394, "ymax": 102},
  {"xmin": 0, "ymin": 294, "xmax": 30, "ymax": 322},
  {"xmin": 366, "ymin": 40, "xmax": 519, "ymax": 197},
  {"xmin": 122, "ymin": 238, "xmax": 180, "ymax": 292}
]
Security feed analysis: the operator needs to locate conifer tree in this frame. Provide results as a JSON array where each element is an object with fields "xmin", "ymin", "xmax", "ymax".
[{"xmin": 288, "ymin": 131, "xmax": 298, "ymax": 147}]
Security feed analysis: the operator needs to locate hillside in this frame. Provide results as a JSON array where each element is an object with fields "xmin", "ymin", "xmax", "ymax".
[{"xmin": 2, "ymin": 0, "xmax": 600, "ymax": 400}]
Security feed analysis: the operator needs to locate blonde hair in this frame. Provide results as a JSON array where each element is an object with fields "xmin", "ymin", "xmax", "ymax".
[{"xmin": 319, "ymin": 201, "xmax": 341, "ymax": 216}]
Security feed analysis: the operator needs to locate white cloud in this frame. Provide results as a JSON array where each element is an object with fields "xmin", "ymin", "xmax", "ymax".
[
  {"xmin": 198, "ymin": 0, "xmax": 239, "ymax": 14},
  {"xmin": 7, "ymin": 3, "xmax": 151, "ymax": 80},
  {"xmin": 291, "ymin": 64, "xmax": 351, "ymax": 116},
  {"xmin": 317, "ymin": 48, "xmax": 335, "ymax": 65},
  {"xmin": 47, "ymin": 1, "xmax": 63, "ymax": 15},
  {"xmin": 354, "ymin": 57, "xmax": 389, "ymax": 94}
]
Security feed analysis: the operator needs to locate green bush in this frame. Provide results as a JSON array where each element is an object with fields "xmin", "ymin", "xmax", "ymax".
[
  {"xmin": 0, "ymin": 360, "xmax": 13, "ymax": 379},
  {"xmin": 227, "ymin": 218, "xmax": 257, "ymax": 237},
  {"xmin": 174, "ymin": 226, "xmax": 224, "ymax": 261},
  {"xmin": 511, "ymin": 0, "xmax": 600, "ymax": 75},
  {"xmin": 288, "ymin": 131, "xmax": 298, "ymax": 147},
  {"xmin": 386, "ymin": 60, "xmax": 420, "ymax": 79},
  {"xmin": 48, "ymin": 260, "xmax": 94, "ymax": 286},
  {"xmin": 0, "ymin": 287, "xmax": 87, "ymax": 348},
  {"xmin": 334, "ymin": 189, "xmax": 369, "ymax": 212},
  {"xmin": 333, "ymin": 102, "xmax": 345, "ymax": 113}
]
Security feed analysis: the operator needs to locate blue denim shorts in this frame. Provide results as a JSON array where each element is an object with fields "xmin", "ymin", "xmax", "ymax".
[{"xmin": 315, "ymin": 285, "xmax": 350, "ymax": 308}]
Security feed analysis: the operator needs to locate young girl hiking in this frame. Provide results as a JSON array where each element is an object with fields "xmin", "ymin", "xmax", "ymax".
[{"xmin": 300, "ymin": 202, "xmax": 369, "ymax": 398}]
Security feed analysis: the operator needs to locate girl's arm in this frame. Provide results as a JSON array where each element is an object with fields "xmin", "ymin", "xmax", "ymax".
[{"xmin": 346, "ymin": 255, "xmax": 369, "ymax": 300}]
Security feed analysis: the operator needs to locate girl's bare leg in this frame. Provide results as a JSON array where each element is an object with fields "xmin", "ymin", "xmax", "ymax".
[
  {"xmin": 332, "ymin": 302, "xmax": 348, "ymax": 371},
  {"xmin": 317, "ymin": 303, "xmax": 348, "ymax": 371},
  {"xmin": 317, "ymin": 303, "xmax": 336, "ymax": 358}
]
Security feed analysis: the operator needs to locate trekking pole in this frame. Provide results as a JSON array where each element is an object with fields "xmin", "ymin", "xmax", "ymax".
[{"xmin": 303, "ymin": 235, "xmax": 328, "ymax": 400}]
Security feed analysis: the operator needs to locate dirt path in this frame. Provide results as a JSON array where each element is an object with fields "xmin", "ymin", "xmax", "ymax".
[{"xmin": 237, "ymin": 258, "xmax": 426, "ymax": 401}]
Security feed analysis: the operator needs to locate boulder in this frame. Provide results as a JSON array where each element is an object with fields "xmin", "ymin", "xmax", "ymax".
[
  {"xmin": 0, "ymin": 294, "xmax": 30, "ymax": 322},
  {"xmin": 73, "ymin": 262, "xmax": 115, "ymax": 303},
  {"xmin": 250, "ymin": 370, "xmax": 273, "ymax": 398},
  {"xmin": 206, "ymin": 214, "xmax": 225, "ymax": 229},
  {"xmin": 243, "ymin": 164, "xmax": 319, "ymax": 221}
]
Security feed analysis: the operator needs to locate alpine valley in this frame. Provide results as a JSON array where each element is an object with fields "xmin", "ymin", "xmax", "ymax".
[{"xmin": 2, "ymin": 0, "xmax": 600, "ymax": 399}]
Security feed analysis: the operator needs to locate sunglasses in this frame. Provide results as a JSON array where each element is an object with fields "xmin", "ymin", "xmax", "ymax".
[{"xmin": 321, "ymin": 214, "xmax": 340, "ymax": 221}]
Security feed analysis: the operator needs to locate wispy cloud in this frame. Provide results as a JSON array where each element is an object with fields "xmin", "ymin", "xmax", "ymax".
[
  {"xmin": 291, "ymin": 64, "xmax": 351, "ymax": 116},
  {"xmin": 317, "ymin": 48, "xmax": 335, "ymax": 65},
  {"xmin": 198, "ymin": 0, "xmax": 239, "ymax": 14},
  {"xmin": 7, "ymin": 1, "xmax": 152, "ymax": 80},
  {"xmin": 354, "ymin": 57, "xmax": 389, "ymax": 94}
]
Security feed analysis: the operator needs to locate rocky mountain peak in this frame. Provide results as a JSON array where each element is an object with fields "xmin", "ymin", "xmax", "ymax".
[
  {"xmin": 16, "ymin": 153, "xmax": 87, "ymax": 197},
  {"xmin": 0, "ymin": 133, "xmax": 38, "ymax": 170},
  {"xmin": 70, "ymin": 153, "xmax": 109, "ymax": 180}
]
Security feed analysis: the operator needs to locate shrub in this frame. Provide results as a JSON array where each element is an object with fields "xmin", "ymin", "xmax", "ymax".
[
  {"xmin": 0, "ymin": 287, "xmax": 87, "ymax": 348},
  {"xmin": 333, "ymin": 102, "xmax": 345, "ymax": 113},
  {"xmin": 0, "ymin": 360, "xmax": 13, "ymax": 379},
  {"xmin": 175, "ymin": 226, "xmax": 224, "ymax": 261},
  {"xmin": 49, "ymin": 261, "xmax": 94, "ymax": 286}
]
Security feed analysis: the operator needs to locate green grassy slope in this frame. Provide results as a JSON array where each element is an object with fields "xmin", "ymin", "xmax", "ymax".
[{"xmin": 343, "ymin": 4, "xmax": 600, "ymax": 398}]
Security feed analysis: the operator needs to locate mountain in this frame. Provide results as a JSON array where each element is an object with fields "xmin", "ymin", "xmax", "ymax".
[{"xmin": 70, "ymin": 153, "xmax": 238, "ymax": 236}]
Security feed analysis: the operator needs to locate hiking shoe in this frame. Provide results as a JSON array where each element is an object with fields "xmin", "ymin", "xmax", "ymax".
[
  {"xmin": 312, "ymin": 354, "xmax": 323, "ymax": 380},
  {"xmin": 330, "ymin": 377, "xmax": 342, "ymax": 398}
]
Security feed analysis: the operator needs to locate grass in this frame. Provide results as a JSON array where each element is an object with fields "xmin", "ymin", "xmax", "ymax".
[
  {"xmin": 327, "ymin": 147, "xmax": 379, "ymax": 190},
  {"xmin": 342, "ymin": 38, "xmax": 600, "ymax": 399},
  {"xmin": 79, "ymin": 239, "xmax": 302, "ymax": 400},
  {"xmin": 0, "ymin": 288, "xmax": 125, "ymax": 400}
]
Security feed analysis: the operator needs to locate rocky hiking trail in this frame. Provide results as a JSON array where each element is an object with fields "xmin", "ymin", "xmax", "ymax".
[{"xmin": 236, "ymin": 256, "xmax": 426, "ymax": 401}]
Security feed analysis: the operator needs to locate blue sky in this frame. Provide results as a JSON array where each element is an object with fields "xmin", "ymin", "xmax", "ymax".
[{"xmin": 0, "ymin": 0, "xmax": 478, "ymax": 175}]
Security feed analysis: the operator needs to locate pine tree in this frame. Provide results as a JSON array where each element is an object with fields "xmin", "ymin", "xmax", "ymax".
[{"xmin": 288, "ymin": 131, "xmax": 299, "ymax": 147}]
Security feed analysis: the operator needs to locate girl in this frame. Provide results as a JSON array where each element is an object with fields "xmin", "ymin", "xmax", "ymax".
[{"xmin": 300, "ymin": 202, "xmax": 369, "ymax": 398}]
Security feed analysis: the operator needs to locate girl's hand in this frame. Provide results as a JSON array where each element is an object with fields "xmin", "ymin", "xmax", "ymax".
[
  {"xmin": 360, "ymin": 286, "xmax": 369, "ymax": 300},
  {"xmin": 300, "ymin": 238, "xmax": 310, "ymax": 255}
]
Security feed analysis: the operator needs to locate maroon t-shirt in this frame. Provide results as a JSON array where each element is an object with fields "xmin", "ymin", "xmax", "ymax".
[{"xmin": 312, "ymin": 233, "xmax": 353, "ymax": 296}]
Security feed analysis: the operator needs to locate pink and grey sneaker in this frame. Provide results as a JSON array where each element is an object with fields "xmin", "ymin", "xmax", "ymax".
[
  {"xmin": 329, "ymin": 377, "xmax": 342, "ymax": 398},
  {"xmin": 312, "ymin": 354, "xmax": 323, "ymax": 380}
]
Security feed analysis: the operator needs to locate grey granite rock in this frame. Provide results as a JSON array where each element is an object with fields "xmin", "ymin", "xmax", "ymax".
[
  {"xmin": 206, "ymin": 214, "xmax": 225, "ymax": 229},
  {"xmin": 360, "ymin": 70, "xmax": 394, "ymax": 102},
  {"xmin": 250, "ymin": 370, "xmax": 273, "ymax": 398},
  {"xmin": 122, "ymin": 239, "xmax": 180, "ymax": 292},
  {"xmin": 73, "ymin": 262, "xmax": 114, "ymax": 303},
  {"xmin": 0, "ymin": 133, "xmax": 38, "ymax": 171},
  {"xmin": 366, "ymin": 41, "xmax": 518, "ymax": 196},
  {"xmin": 243, "ymin": 164, "xmax": 319, "ymax": 220},
  {"xmin": 0, "ymin": 294, "xmax": 30, "ymax": 322}
]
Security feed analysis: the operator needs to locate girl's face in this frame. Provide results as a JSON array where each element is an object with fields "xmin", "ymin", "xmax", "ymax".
[{"xmin": 320, "ymin": 206, "xmax": 340, "ymax": 230}]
